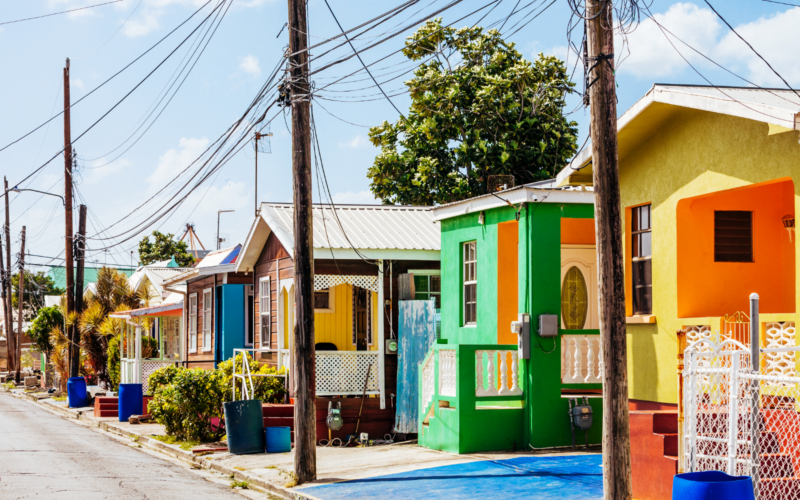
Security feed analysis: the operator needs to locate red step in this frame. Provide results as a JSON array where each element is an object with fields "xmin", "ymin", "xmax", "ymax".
[
  {"xmin": 94, "ymin": 397, "xmax": 118, "ymax": 418},
  {"xmin": 631, "ymin": 411, "xmax": 678, "ymax": 500}
]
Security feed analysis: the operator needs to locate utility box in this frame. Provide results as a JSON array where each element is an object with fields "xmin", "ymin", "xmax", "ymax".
[
  {"xmin": 538, "ymin": 314, "xmax": 558, "ymax": 338},
  {"xmin": 511, "ymin": 313, "xmax": 530, "ymax": 359},
  {"xmin": 385, "ymin": 338, "xmax": 398, "ymax": 355},
  {"xmin": 572, "ymin": 404, "xmax": 593, "ymax": 431}
]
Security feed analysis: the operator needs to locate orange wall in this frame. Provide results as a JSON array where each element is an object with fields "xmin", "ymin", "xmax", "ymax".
[
  {"xmin": 561, "ymin": 218, "xmax": 596, "ymax": 245},
  {"xmin": 677, "ymin": 178, "xmax": 795, "ymax": 317},
  {"xmin": 497, "ymin": 220, "xmax": 519, "ymax": 345}
]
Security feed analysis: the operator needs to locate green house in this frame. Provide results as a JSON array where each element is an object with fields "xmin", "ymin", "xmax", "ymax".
[{"xmin": 419, "ymin": 183, "xmax": 604, "ymax": 453}]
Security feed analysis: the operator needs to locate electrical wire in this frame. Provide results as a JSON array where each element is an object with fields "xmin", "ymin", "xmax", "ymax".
[{"xmin": 0, "ymin": 0, "xmax": 123, "ymax": 26}]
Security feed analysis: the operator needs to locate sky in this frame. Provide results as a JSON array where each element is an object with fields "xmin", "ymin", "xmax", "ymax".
[{"xmin": 0, "ymin": 0, "xmax": 798, "ymax": 272}]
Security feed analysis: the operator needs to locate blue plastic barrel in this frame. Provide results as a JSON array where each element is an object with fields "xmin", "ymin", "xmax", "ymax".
[
  {"xmin": 118, "ymin": 383, "xmax": 143, "ymax": 422},
  {"xmin": 67, "ymin": 377, "xmax": 88, "ymax": 408},
  {"xmin": 673, "ymin": 471, "xmax": 755, "ymax": 500},
  {"xmin": 223, "ymin": 400, "xmax": 265, "ymax": 455},
  {"xmin": 266, "ymin": 426, "xmax": 292, "ymax": 453}
]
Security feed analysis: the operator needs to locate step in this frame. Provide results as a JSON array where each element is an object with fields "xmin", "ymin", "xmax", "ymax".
[
  {"xmin": 656, "ymin": 433, "xmax": 678, "ymax": 457},
  {"xmin": 95, "ymin": 410, "xmax": 118, "ymax": 418},
  {"xmin": 650, "ymin": 412, "xmax": 678, "ymax": 434},
  {"xmin": 263, "ymin": 416, "xmax": 294, "ymax": 429},
  {"xmin": 95, "ymin": 397, "xmax": 118, "ymax": 405},
  {"xmin": 262, "ymin": 404, "xmax": 293, "ymax": 418},
  {"xmin": 697, "ymin": 431, "xmax": 782, "ymax": 456}
]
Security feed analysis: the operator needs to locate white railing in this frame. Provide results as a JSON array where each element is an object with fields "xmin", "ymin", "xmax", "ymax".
[
  {"xmin": 316, "ymin": 351, "xmax": 380, "ymax": 396},
  {"xmin": 121, "ymin": 358, "xmax": 136, "ymax": 385},
  {"xmin": 561, "ymin": 335, "xmax": 603, "ymax": 384},
  {"xmin": 421, "ymin": 352, "xmax": 435, "ymax": 412},
  {"xmin": 439, "ymin": 349, "xmax": 456, "ymax": 397},
  {"xmin": 475, "ymin": 350, "xmax": 522, "ymax": 397}
]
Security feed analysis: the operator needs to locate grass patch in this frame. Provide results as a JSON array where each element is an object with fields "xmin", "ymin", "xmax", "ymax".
[
  {"xmin": 52, "ymin": 396, "xmax": 66, "ymax": 402},
  {"xmin": 233, "ymin": 466, "xmax": 247, "ymax": 471},
  {"xmin": 230, "ymin": 479, "xmax": 250, "ymax": 489},
  {"xmin": 150, "ymin": 435, "xmax": 200, "ymax": 450}
]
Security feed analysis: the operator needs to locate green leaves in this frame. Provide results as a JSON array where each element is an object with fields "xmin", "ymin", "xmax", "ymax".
[
  {"xmin": 367, "ymin": 19, "xmax": 578, "ymax": 205},
  {"xmin": 137, "ymin": 231, "xmax": 195, "ymax": 267}
]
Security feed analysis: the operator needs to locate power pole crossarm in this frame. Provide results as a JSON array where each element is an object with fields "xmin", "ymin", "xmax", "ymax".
[{"xmin": 586, "ymin": 1, "xmax": 632, "ymax": 498}]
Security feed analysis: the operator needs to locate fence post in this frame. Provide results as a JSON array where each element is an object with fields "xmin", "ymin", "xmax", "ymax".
[
  {"xmin": 677, "ymin": 330, "xmax": 687, "ymax": 473},
  {"xmin": 729, "ymin": 351, "xmax": 740, "ymax": 475},
  {"xmin": 687, "ymin": 350, "xmax": 697, "ymax": 473},
  {"xmin": 750, "ymin": 293, "xmax": 760, "ymax": 489}
]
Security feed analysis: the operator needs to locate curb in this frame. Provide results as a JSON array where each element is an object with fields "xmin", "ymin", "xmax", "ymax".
[{"xmin": 10, "ymin": 392, "xmax": 317, "ymax": 500}]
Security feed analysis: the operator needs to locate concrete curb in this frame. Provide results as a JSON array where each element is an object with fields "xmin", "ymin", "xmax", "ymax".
[{"xmin": 10, "ymin": 392, "xmax": 317, "ymax": 500}]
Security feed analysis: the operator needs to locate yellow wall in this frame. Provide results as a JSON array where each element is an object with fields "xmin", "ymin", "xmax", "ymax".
[{"xmin": 619, "ymin": 109, "xmax": 800, "ymax": 404}]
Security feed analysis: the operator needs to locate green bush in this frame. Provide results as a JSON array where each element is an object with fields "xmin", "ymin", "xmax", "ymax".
[
  {"xmin": 107, "ymin": 336, "xmax": 120, "ymax": 391},
  {"xmin": 147, "ymin": 364, "xmax": 181, "ymax": 395},
  {"xmin": 217, "ymin": 353, "xmax": 287, "ymax": 403},
  {"xmin": 149, "ymin": 367, "xmax": 227, "ymax": 442}
]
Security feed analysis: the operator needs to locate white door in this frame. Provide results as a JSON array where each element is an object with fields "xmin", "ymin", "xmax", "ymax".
[{"xmin": 560, "ymin": 245, "xmax": 599, "ymax": 330}]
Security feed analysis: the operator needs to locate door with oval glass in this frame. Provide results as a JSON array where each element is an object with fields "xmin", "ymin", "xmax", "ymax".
[{"xmin": 560, "ymin": 246, "xmax": 599, "ymax": 330}]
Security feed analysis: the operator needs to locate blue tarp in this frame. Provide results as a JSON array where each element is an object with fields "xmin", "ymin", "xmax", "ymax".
[{"xmin": 394, "ymin": 300, "xmax": 437, "ymax": 434}]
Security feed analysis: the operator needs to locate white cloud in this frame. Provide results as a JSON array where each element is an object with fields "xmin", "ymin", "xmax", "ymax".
[
  {"xmin": 86, "ymin": 157, "xmax": 132, "ymax": 183},
  {"xmin": 72, "ymin": 78, "xmax": 85, "ymax": 90},
  {"xmin": 239, "ymin": 55, "xmax": 261, "ymax": 77},
  {"xmin": 331, "ymin": 190, "xmax": 377, "ymax": 205},
  {"xmin": 147, "ymin": 137, "xmax": 209, "ymax": 191},
  {"xmin": 123, "ymin": 13, "xmax": 161, "ymax": 37},
  {"xmin": 337, "ymin": 136, "xmax": 372, "ymax": 149}
]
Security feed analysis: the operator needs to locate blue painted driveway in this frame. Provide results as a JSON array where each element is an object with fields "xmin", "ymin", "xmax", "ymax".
[{"xmin": 303, "ymin": 454, "xmax": 603, "ymax": 500}]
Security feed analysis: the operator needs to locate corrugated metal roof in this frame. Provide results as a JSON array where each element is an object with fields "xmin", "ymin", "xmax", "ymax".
[
  {"xmin": 146, "ymin": 267, "xmax": 191, "ymax": 284},
  {"xmin": 261, "ymin": 203, "xmax": 440, "ymax": 254},
  {"xmin": 196, "ymin": 245, "xmax": 240, "ymax": 268}
]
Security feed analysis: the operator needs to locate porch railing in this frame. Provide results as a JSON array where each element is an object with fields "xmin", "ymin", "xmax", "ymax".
[
  {"xmin": 561, "ymin": 334, "xmax": 603, "ymax": 384},
  {"xmin": 120, "ymin": 358, "xmax": 174, "ymax": 394}
]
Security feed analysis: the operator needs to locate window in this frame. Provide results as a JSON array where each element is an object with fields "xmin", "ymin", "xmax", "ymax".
[
  {"xmin": 463, "ymin": 241, "xmax": 477, "ymax": 325},
  {"xmin": 189, "ymin": 294, "xmax": 197, "ymax": 352},
  {"xmin": 414, "ymin": 274, "xmax": 441, "ymax": 308},
  {"xmin": 259, "ymin": 277, "xmax": 271, "ymax": 346},
  {"xmin": 632, "ymin": 205, "xmax": 652, "ymax": 315},
  {"xmin": 714, "ymin": 211, "xmax": 753, "ymax": 263},
  {"xmin": 314, "ymin": 287, "xmax": 335, "ymax": 312},
  {"xmin": 202, "ymin": 289, "xmax": 212, "ymax": 351}
]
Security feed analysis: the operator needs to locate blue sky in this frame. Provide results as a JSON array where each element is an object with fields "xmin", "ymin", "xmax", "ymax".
[{"xmin": 0, "ymin": 0, "xmax": 797, "ymax": 270}]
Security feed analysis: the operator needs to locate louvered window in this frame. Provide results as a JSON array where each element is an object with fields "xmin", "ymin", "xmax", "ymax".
[
  {"xmin": 188, "ymin": 293, "xmax": 197, "ymax": 352},
  {"xmin": 202, "ymin": 289, "xmax": 212, "ymax": 351},
  {"xmin": 259, "ymin": 277, "xmax": 271, "ymax": 346},
  {"xmin": 714, "ymin": 211, "xmax": 753, "ymax": 263}
]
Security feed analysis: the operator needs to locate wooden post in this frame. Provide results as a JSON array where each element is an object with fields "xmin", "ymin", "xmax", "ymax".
[
  {"xmin": 377, "ymin": 260, "xmax": 385, "ymax": 409},
  {"xmin": 63, "ymin": 58, "xmax": 78, "ymax": 378},
  {"xmin": 15, "ymin": 226, "xmax": 25, "ymax": 383},
  {"xmin": 287, "ymin": 0, "xmax": 316, "ymax": 483},
  {"xmin": 4, "ymin": 177, "xmax": 14, "ymax": 375},
  {"xmin": 677, "ymin": 329, "xmax": 686, "ymax": 473},
  {"xmin": 586, "ymin": 1, "xmax": 632, "ymax": 498},
  {"xmin": 75, "ymin": 205, "xmax": 86, "ymax": 318}
]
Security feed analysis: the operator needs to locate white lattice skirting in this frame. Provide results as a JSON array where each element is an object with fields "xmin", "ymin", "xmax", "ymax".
[
  {"xmin": 315, "ymin": 352, "xmax": 379, "ymax": 395},
  {"xmin": 314, "ymin": 274, "xmax": 378, "ymax": 292},
  {"xmin": 142, "ymin": 361, "xmax": 173, "ymax": 394}
]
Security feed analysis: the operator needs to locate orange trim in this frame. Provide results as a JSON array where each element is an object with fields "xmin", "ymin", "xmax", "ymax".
[
  {"xmin": 624, "ymin": 207, "xmax": 634, "ymax": 317},
  {"xmin": 497, "ymin": 220, "xmax": 519, "ymax": 345},
  {"xmin": 560, "ymin": 218, "xmax": 596, "ymax": 245}
]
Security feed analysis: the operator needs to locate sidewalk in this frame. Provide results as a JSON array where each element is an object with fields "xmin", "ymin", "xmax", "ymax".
[{"xmin": 4, "ymin": 388, "xmax": 602, "ymax": 500}]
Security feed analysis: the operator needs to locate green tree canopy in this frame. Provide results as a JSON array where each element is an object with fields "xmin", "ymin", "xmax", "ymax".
[
  {"xmin": 11, "ymin": 271, "xmax": 64, "ymax": 316},
  {"xmin": 137, "ymin": 231, "xmax": 194, "ymax": 267},
  {"xmin": 368, "ymin": 19, "xmax": 578, "ymax": 205},
  {"xmin": 28, "ymin": 305, "xmax": 63, "ymax": 355}
]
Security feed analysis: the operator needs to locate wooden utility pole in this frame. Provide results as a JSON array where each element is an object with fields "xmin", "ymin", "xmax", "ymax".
[
  {"xmin": 63, "ymin": 58, "xmax": 78, "ymax": 378},
  {"xmin": 15, "ymin": 227, "xmax": 25, "ymax": 383},
  {"xmin": 287, "ymin": 0, "xmax": 316, "ymax": 483},
  {"xmin": 75, "ymin": 205, "xmax": 87, "ymax": 318},
  {"xmin": 0, "ymin": 212, "xmax": 6, "ymax": 372},
  {"xmin": 586, "ymin": 1, "xmax": 632, "ymax": 498},
  {"xmin": 4, "ymin": 177, "xmax": 14, "ymax": 375}
]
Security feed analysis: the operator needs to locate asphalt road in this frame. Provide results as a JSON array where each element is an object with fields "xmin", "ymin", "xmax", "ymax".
[{"xmin": 0, "ymin": 392, "xmax": 245, "ymax": 499}]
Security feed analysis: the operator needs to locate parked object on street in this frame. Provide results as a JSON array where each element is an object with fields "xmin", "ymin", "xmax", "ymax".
[
  {"xmin": 223, "ymin": 399, "xmax": 265, "ymax": 455},
  {"xmin": 672, "ymin": 471, "xmax": 755, "ymax": 500},
  {"xmin": 118, "ymin": 383, "xmax": 143, "ymax": 422},
  {"xmin": 67, "ymin": 376, "xmax": 88, "ymax": 408},
  {"xmin": 265, "ymin": 426, "xmax": 291, "ymax": 453}
]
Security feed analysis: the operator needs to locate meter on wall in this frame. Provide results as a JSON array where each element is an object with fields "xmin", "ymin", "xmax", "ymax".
[{"xmin": 510, "ymin": 313, "xmax": 530, "ymax": 359}]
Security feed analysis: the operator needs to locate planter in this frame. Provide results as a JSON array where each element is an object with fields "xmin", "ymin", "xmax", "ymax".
[
  {"xmin": 118, "ymin": 383, "xmax": 143, "ymax": 422},
  {"xmin": 223, "ymin": 400, "xmax": 265, "ymax": 455},
  {"xmin": 67, "ymin": 377, "xmax": 88, "ymax": 408},
  {"xmin": 673, "ymin": 471, "xmax": 755, "ymax": 500}
]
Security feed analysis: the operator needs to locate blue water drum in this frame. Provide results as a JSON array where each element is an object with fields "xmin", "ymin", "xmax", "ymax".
[
  {"xmin": 67, "ymin": 377, "xmax": 88, "ymax": 408},
  {"xmin": 266, "ymin": 426, "xmax": 292, "ymax": 453},
  {"xmin": 223, "ymin": 400, "xmax": 265, "ymax": 455},
  {"xmin": 673, "ymin": 471, "xmax": 755, "ymax": 500},
  {"xmin": 118, "ymin": 383, "xmax": 143, "ymax": 422}
]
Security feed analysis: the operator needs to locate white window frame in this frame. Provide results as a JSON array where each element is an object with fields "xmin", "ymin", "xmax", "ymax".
[
  {"xmin": 260, "ymin": 277, "xmax": 271, "ymax": 347},
  {"xmin": 188, "ymin": 293, "xmax": 197, "ymax": 353},
  {"xmin": 463, "ymin": 241, "xmax": 477, "ymax": 326},
  {"xmin": 314, "ymin": 286, "xmax": 335, "ymax": 313},
  {"xmin": 202, "ymin": 288, "xmax": 212, "ymax": 352}
]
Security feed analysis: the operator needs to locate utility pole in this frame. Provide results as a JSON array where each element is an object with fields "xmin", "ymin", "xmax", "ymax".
[
  {"xmin": 4, "ymin": 177, "xmax": 14, "ymax": 376},
  {"xmin": 216, "ymin": 210, "xmax": 234, "ymax": 250},
  {"xmin": 287, "ymin": 0, "xmax": 316, "ymax": 483},
  {"xmin": 0, "ymin": 212, "xmax": 6, "ymax": 373},
  {"xmin": 15, "ymin": 227, "xmax": 25, "ymax": 384},
  {"xmin": 586, "ymin": 1, "xmax": 631, "ymax": 498},
  {"xmin": 63, "ymin": 58, "xmax": 78, "ymax": 378},
  {"xmin": 254, "ymin": 131, "xmax": 273, "ymax": 217},
  {"xmin": 75, "ymin": 205, "xmax": 87, "ymax": 320}
]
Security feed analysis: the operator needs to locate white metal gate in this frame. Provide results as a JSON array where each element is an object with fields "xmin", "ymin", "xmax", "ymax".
[{"xmin": 684, "ymin": 337, "xmax": 800, "ymax": 500}]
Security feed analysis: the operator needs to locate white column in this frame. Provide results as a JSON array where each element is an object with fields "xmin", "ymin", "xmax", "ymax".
[
  {"xmin": 277, "ymin": 283, "xmax": 285, "ymax": 351},
  {"xmin": 377, "ymin": 260, "xmax": 386, "ymax": 409},
  {"xmin": 135, "ymin": 322, "xmax": 142, "ymax": 384}
]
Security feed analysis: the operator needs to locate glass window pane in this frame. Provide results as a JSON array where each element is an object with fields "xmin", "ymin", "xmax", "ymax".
[
  {"xmin": 641, "ymin": 231, "xmax": 651, "ymax": 257},
  {"xmin": 414, "ymin": 275, "xmax": 429, "ymax": 292},
  {"xmin": 430, "ymin": 276, "xmax": 441, "ymax": 292},
  {"xmin": 632, "ymin": 233, "xmax": 640, "ymax": 257},
  {"xmin": 415, "ymin": 292, "xmax": 428, "ymax": 301},
  {"xmin": 632, "ymin": 207, "xmax": 639, "ymax": 232},
  {"xmin": 433, "ymin": 294, "xmax": 441, "ymax": 309},
  {"xmin": 641, "ymin": 205, "xmax": 650, "ymax": 230}
]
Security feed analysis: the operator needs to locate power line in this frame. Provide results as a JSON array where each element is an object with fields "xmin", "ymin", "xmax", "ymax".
[{"xmin": 0, "ymin": 0, "xmax": 123, "ymax": 26}]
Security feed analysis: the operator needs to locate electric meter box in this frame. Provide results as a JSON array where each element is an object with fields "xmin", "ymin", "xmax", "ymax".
[
  {"xmin": 510, "ymin": 313, "xmax": 530, "ymax": 359},
  {"xmin": 572, "ymin": 404, "xmax": 593, "ymax": 431},
  {"xmin": 538, "ymin": 314, "xmax": 558, "ymax": 338}
]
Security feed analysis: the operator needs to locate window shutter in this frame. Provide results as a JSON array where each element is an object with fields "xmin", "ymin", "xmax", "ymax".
[{"xmin": 260, "ymin": 278, "xmax": 271, "ymax": 344}]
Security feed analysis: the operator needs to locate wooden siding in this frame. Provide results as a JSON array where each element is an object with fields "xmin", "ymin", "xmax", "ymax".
[
  {"xmin": 254, "ymin": 233, "xmax": 292, "ymax": 353},
  {"xmin": 186, "ymin": 275, "xmax": 215, "ymax": 365}
]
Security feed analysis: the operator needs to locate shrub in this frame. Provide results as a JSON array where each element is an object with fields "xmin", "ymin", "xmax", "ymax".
[
  {"xmin": 147, "ymin": 364, "xmax": 181, "ymax": 395},
  {"xmin": 107, "ymin": 335, "xmax": 120, "ymax": 391},
  {"xmin": 217, "ymin": 353, "xmax": 287, "ymax": 403},
  {"xmin": 149, "ymin": 367, "xmax": 227, "ymax": 442}
]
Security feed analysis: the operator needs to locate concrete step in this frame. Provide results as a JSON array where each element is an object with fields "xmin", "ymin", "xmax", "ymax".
[
  {"xmin": 657, "ymin": 433, "xmax": 678, "ymax": 457},
  {"xmin": 95, "ymin": 410, "xmax": 118, "ymax": 418}
]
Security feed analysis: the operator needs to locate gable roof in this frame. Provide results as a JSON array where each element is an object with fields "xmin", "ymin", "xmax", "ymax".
[
  {"xmin": 237, "ymin": 203, "xmax": 440, "ymax": 271},
  {"xmin": 161, "ymin": 245, "xmax": 241, "ymax": 287},
  {"xmin": 556, "ymin": 84, "xmax": 800, "ymax": 187}
]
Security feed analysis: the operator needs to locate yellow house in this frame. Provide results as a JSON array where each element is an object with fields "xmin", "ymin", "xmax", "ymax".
[{"xmin": 556, "ymin": 84, "xmax": 800, "ymax": 406}]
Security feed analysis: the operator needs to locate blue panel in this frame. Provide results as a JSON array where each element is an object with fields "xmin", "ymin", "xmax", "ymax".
[
  {"xmin": 217, "ymin": 284, "xmax": 246, "ymax": 364},
  {"xmin": 394, "ymin": 300, "xmax": 436, "ymax": 433},
  {"xmin": 302, "ymin": 454, "xmax": 603, "ymax": 500}
]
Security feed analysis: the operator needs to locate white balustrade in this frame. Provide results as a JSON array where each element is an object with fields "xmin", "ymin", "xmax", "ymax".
[
  {"xmin": 439, "ymin": 350, "xmax": 456, "ymax": 397},
  {"xmin": 561, "ymin": 335, "xmax": 603, "ymax": 384},
  {"xmin": 422, "ymin": 353, "xmax": 435, "ymax": 412},
  {"xmin": 475, "ymin": 350, "xmax": 523, "ymax": 397}
]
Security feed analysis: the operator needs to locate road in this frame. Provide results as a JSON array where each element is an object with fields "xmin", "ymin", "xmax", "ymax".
[{"xmin": 0, "ymin": 392, "xmax": 246, "ymax": 499}]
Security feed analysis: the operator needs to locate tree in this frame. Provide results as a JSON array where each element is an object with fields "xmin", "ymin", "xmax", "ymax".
[
  {"xmin": 368, "ymin": 19, "xmax": 578, "ymax": 205},
  {"xmin": 137, "ymin": 231, "xmax": 194, "ymax": 267},
  {"xmin": 28, "ymin": 305, "xmax": 63, "ymax": 356},
  {"xmin": 11, "ymin": 271, "xmax": 64, "ymax": 317}
]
